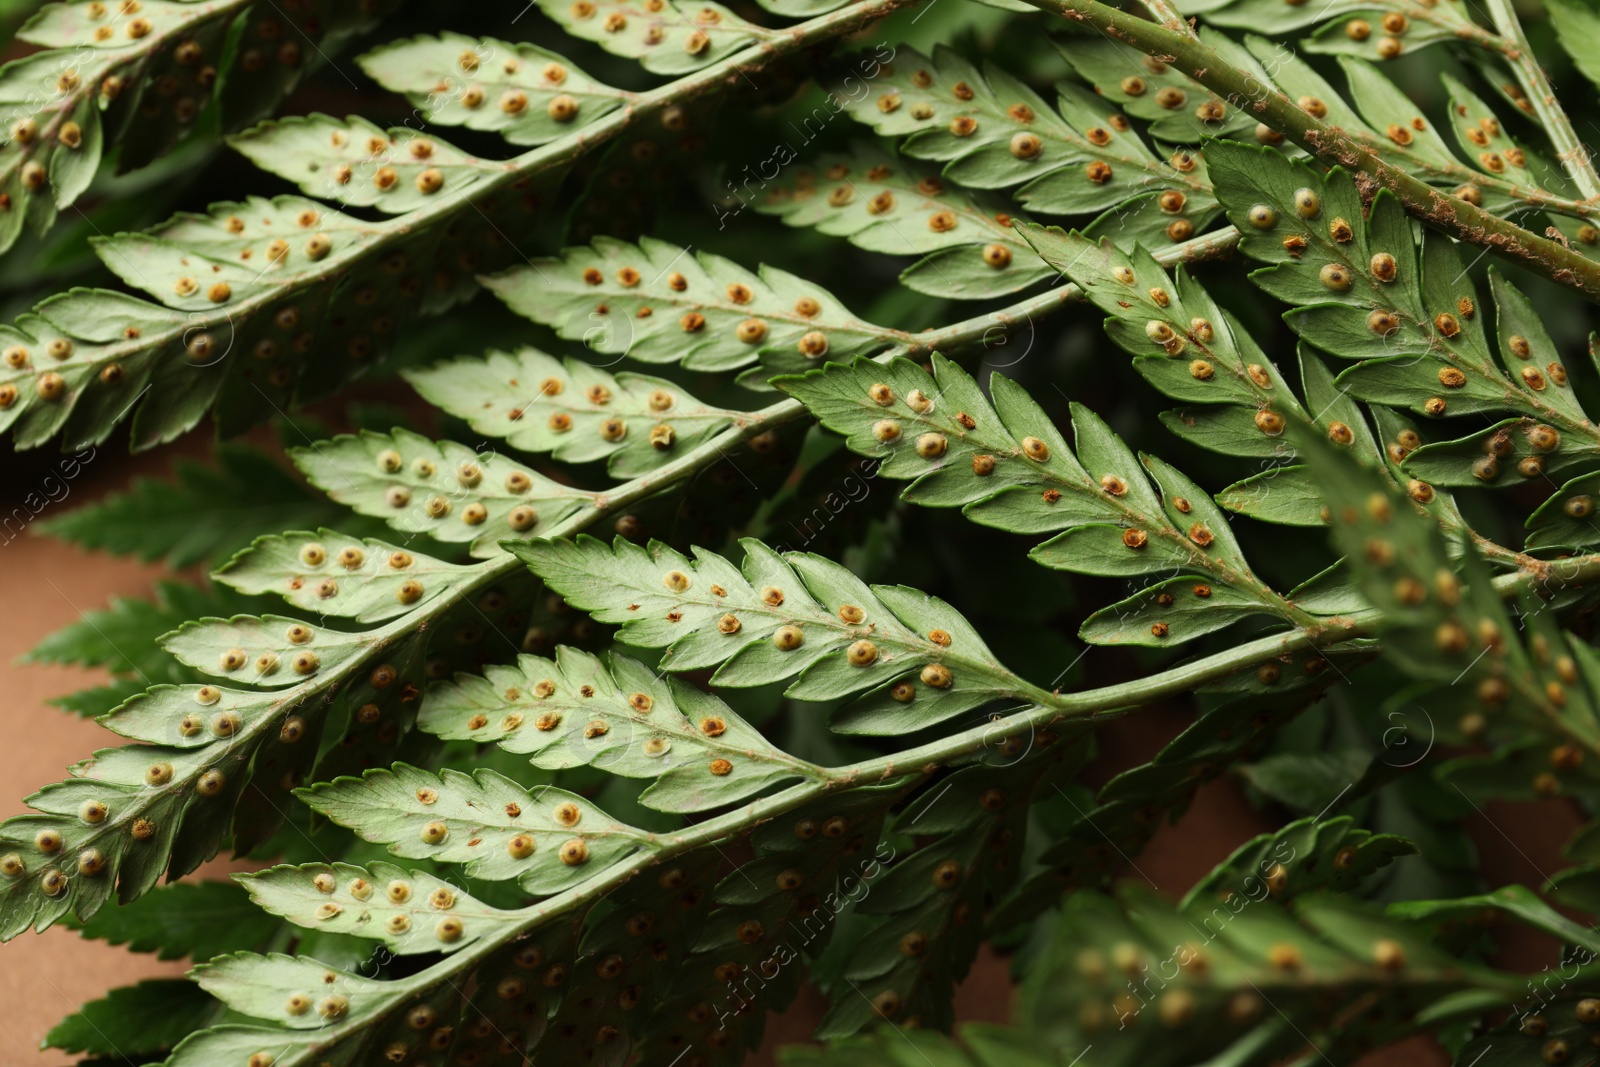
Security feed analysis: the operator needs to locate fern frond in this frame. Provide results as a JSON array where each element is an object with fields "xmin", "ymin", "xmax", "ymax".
[
  {"xmin": 300, "ymin": 765, "xmax": 657, "ymax": 893},
  {"xmin": 1208, "ymin": 143, "xmax": 1577, "ymax": 418},
  {"xmin": 239, "ymin": 860, "xmax": 521, "ymax": 954},
  {"xmin": 833, "ymin": 45, "xmax": 1220, "ymax": 248},
  {"xmin": 1013, "ymin": 224, "xmax": 1514, "ymax": 578},
  {"xmin": 34, "ymin": 443, "xmax": 356, "ymax": 566},
  {"xmin": 1192, "ymin": 0, "xmax": 1600, "ymax": 203},
  {"xmin": 216, "ymin": 530, "xmax": 478, "ymax": 621},
  {"xmin": 485, "ymin": 235, "xmax": 887, "ymax": 377},
  {"xmin": 44, "ymin": 977, "xmax": 217, "ymax": 1059},
  {"xmin": 289, "ymin": 429, "xmax": 598, "ymax": 557},
  {"xmin": 533, "ymin": 0, "xmax": 773, "ymax": 74},
  {"xmin": 228, "ymin": 116, "xmax": 509, "ymax": 212},
  {"xmin": 404, "ymin": 347, "xmax": 747, "ymax": 477},
  {"xmin": 1301, "ymin": 424, "xmax": 1600, "ymax": 766},
  {"xmin": 1025, "ymin": 0, "xmax": 1600, "ymax": 300},
  {"xmin": 0, "ymin": 0, "xmax": 399, "ymax": 254},
  {"xmin": 510, "ymin": 533, "xmax": 1065, "ymax": 733},
  {"xmin": 776, "ymin": 352, "xmax": 1324, "ymax": 644},
  {"xmin": 1186, "ymin": 0, "xmax": 1482, "ymax": 56},
  {"xmin": 356, "ymin": 33, "xmax": 632, "ymax": 146},
  {"xmin": 1017, "ymin": 226, "xmax": 1311, "ymax": 454},
  {"xmin": 0, "ymin": 0, "xmax": 913, "ymax": 452},
  {"xmin": 419, "ymin": 645, "xmax": 827, "ymax": 810},
  {"xmin": 752, "ymin": 142, "xmax": 1052, "ymax": 299}
]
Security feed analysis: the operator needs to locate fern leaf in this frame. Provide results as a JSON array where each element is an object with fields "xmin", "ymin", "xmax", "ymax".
[
  {"xmin": 1020, "ymin": 887, "xmax": 1517, "ymax": 1062},
  {"xmin": 1453, "ymin": 989, "xmax": 1600, "ymax": 1067},
  {"xmin": 289, "ymin": 429, "xmax": 596, "ymax": 557},
  {"xmin": 1179, "ymin": 815, "xmax": 1417, "ymax": 909},
  {"xmin": 0, "ymin": 0, "xmax": 232, "ymax": 251},
  {"xmin": 44, "ymin": 977, "xmax": 216, "ymax": 1058},
  {"xmin": 239, "ymin": 861, "xmax": 523, "ymax": 955},
  {"xmin": 357, "ymin": 33, "xmax": 629, "ymax": 145},
  {"xmin": 26, "ymin": 579, "xmax": 257, "ymax": 681},
  {"xmin": 0, "ymin": 0, "xmax": 401, "ymax": 255},
  {"xmin": 0, "ymin": 0, "xmax": 931, "ymax": 451},
  {"xmin": 0, "ymin": 288, "xmax": 186, "ymax": 449},
  {"xmin": 298, "ymin": 765, "xmax": 657, "ymax": 894},
  {"xmin": 752, "ymin": 143, "xmax": 1051, "ymax": 299},
  {"xmin": 1335, "ymin": 57, "xmax": 1460, "ymax": 167},
  {"xmin": 775, "ymin": 353, "xmax": 1318, "ymax": 643},
  {"xmin": 509, "ymin": 533, "xmax": 1049, "ymax": 734},
  {"xmin": 34, "ymin": 443, "xmax": 353, "ymax": 566},
  {"xmin": 1, "ymin": 145, "xmax": 530, "ymax": 451},
  {"xmin": 1441, "ymin": 730, "xmax": 1600, "ymax": 804},
  {"xmin": 1214, "ymin": 346, "xmax": 1382, "ymax": 525},
  {"xmin": 1403, "ymin": 272, "xmax": 1591, "ymax": 488},
  {"xmin": 192, "ymin": 950, "xmax": 392, "ymax": 1027},
  {"xmin": 833, "ymin": 46, "xmax": 1219, "ymax": 247},
  {"xmin": 1057, "ymin": 28, "xmax": 1586, "ymax": 226},
  {"xmin": 1301, "ymin": 422, "xmax": 1600, "ymax": 759},
  {"xmin": 418, "ymin": 645, "xmax": 827, "ymax": 811},
  {"xmin": 1017, "ymin": 226, "xmax": 1311, "ymax": 454},
  {"xmin": 1011, "ymin": 225, "xmax": 1485, "ymax": 553},
  {"xmin": 214, "ymin": 530, "xmax": 478, "ymax": 622},
  {"xmin": 1441, "ymin": 74, "xmax": 1546, "ymax": 197},
  {"xmin": 31, "ymin": 590, "xmax": 533, "ymax": 899},
  {"xmin": 531, "ymin": 0, "xmax": 770, "ymax": 74},
  {"xmin": 0, "ymin": 385, "xmax": 801, "ymax": 938},
  {"xmin": 97, "ymin": 194, "xmax": 386, "ymax": 312},
  {"xmin": 750, "ymin": 0, "xmax": 853, "ymax": 12},
  {"xmin": 159, "ymin": 614, "xmax": 376, "ymax": 688},
  {"xmin": 1055, "ymin": 31, "xmax": 1257, "ymax": 142},
  {"xmin": 1194, "ymin": 0, "xmax": 1489, "ymax": 59},
  {"xmin": 0, "ymin": 731, "xmax": 250, "ymax": 936},
  {"xmin": 484, "ymin": 235, "xmax": 886, "ymax": 376},
  {"xmin": 403, "ymin": 347, "xmax": 746, "ymax": 477},
  {"xmin": 67, "ymin": 878, "xmax": 277, "ymax": 960},
  {"xmin": 1526, "ymin": 472, "xmax": 1600, "ymax": 549},
  {"xmin": 229, "ymin": 115, "xmax": 504, "ymax": 212},
  {"xmin": 0, "ymin": 190, "xmax": 533, "ymax": 449},
  {"xmin": 1209, "ymin": 142, "xmax": 1597, "ymax": 463},
  {"xmin": 1546, "ymin": 0, "xmax": 1600, "ymax": 97}
]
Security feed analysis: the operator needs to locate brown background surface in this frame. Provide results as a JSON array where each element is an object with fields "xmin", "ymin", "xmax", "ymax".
[{"xmin": 0, "ymin": 439, "xmax": 1574, "ymax": 1065}]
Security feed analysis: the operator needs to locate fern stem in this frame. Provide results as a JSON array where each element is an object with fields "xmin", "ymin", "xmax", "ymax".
[
  {"xmin": 1137, "ymin": 0, "xmax": 1189, "ymax": 32},
  {"xmin": 1023, "ymin": 0, "xmax": 1600, "ymax": 302},
  {"xmin": 1482, "ymin": 0, "xmax": 1600, "ymax": 203},
  {"xmin": 1342, "ymin": 129, "xmax": 1599, "ymax": 222}
]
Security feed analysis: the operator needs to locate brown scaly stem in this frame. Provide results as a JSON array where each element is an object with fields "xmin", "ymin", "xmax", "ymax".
[
  {"xmin": 1018, "ymin": 0, "xmax": 1600, "ymax": 303},
  {"xmin": 1482, "ymin": 0, "xmax": 1600, "ymax": 203}
]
